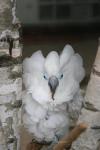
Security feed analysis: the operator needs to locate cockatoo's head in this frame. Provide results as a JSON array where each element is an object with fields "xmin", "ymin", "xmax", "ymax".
[{"xmin": 23, "ymin": 45, "xmax": 85, "ymax": 106}]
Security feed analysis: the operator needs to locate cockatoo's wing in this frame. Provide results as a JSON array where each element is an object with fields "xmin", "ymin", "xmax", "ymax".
[{"xmin": 67, "ymin": 90, "xmax": 84, "ymax": 127}]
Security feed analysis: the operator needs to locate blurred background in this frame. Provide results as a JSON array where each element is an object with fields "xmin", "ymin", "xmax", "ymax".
[
  {"xmin": 16, "ymin": 0, "xmax": 100, "ymax": 76},
  {"xmin": 16, "ymin": 1, "xmax": 100, "ymax": 149}
]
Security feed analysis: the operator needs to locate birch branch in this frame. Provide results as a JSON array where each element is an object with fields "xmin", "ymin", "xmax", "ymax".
[
  {"xmin": 53, "ymin": 123, "xmax": 87, "ymax": 150},
  {"xmin": 71, "ymin": 39, "xmax": 100, "ymax": 150}
]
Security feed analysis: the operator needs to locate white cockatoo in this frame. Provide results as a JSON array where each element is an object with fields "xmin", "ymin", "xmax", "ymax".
[{"xmin": 22, "ymin": 45, "xmax": 85, "ymax": 146}]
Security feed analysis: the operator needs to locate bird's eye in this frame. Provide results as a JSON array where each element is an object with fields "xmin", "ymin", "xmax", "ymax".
[
  {"xmin": 43, "ymin": 75, "xmax": 48, "ymax": 80},
  {"xmin": 60, "ymin": 74, "xmax": 63, "ymax": 79}
]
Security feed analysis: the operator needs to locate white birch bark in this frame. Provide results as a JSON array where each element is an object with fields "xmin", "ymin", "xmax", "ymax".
[
  {"xmin": 0, "ymin": 0, "xmax": 22, "ymax": 150},
  {"xmin": 71, "ymin": 41, "xmax": 100, "ymax": 150}
]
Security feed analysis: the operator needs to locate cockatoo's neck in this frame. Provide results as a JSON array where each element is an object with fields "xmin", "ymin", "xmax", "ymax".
[{"xmin": 41, "ymin": 100, "xmax": 67, "ymax": 112}]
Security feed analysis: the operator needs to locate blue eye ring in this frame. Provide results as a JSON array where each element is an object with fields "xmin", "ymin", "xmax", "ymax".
[
  {"xmin": 43, "ymin": 75, "xmax": 48, "ymax": 80},
  {"xmin": 60, "ymin": 74, "xmax": 63, "ymax": 79}
]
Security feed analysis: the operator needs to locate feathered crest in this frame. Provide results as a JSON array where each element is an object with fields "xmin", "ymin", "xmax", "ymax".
[{"xmin": 23, "ymin": 44, "xmax": 85, "ymax": 104}]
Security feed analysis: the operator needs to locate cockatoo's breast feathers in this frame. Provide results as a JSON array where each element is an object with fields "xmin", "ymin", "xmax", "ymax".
[
  {"xmin": 23, "ymin": 45, "xmax": 85, "ymax": 105},
  {"xmin": 45, "ymin": 51, "xmax": 60, "ymax": 76}
]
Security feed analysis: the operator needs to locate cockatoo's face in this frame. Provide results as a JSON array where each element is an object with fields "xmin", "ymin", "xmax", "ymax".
[{"xmin": 23, "ymin": 45, "xmax": 85, "ymax": 106}]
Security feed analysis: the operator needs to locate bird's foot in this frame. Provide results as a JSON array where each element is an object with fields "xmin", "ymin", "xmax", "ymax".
[
  {"xmin": 26, "ymin": 142, "xmax": 43, "ymax": 150},
  {"xmin": 46, "ymin": 135, "xmax": 59, "ymax": 150}
]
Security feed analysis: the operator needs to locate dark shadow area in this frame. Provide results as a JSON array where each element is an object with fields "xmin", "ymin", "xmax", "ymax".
[{"xmin": 16, "ymin": 0, "xmax": 100, "ymax": 74}]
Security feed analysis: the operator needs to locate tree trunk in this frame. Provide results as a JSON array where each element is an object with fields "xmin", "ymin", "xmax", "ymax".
[
  {"xmin": 71, "ymin": 41, "xmax": 100, "ymax": 150},
  {"xmin": 0, "ymin": 0, "xmax": 22, "ymax": 150}
]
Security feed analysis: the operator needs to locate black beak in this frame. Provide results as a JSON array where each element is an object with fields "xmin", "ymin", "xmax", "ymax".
[{"xmin": 48, "ymin": 76, "xmax": 59, "ymax": 100}]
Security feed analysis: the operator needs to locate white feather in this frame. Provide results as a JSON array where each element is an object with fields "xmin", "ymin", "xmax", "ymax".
[
  {"xmin": 23, "ymin": 50, "xmax": 45, "ymax": 73},
  {"xmin": 60, "ymin": 44, "xmax": 74, "ymax": 68},
  {"xmin": 45, "ymin": 51, "xmax": 60, "ymax": 76}
]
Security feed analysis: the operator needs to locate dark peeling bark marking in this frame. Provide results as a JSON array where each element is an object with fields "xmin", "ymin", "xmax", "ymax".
[
  {"xmin": 92, "ymin": 67, "xmax": 100, "ymax": 77},
  {"xmin": 0, "ymin": 55, "xmax": 22, "ymax": 67},
  {"xmin": 83, "ymin": 101, "xmax": 100, "ymax": 112}
]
